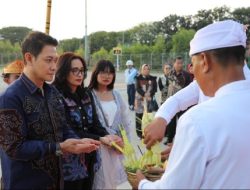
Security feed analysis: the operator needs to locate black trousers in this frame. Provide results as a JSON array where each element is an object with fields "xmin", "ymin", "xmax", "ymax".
[
  {"xmin": 166, "ymin": 110, "xmax": 186, "ymax": 144},
  {"xmin": 127, "ymin": 84, "xmax": 136, "ymax": 107},
  {"xmin": 165, "ymin": 115, "xmax": 177, "ymax": 143},
  {"xmin": 135, "ymin": 113, "xmax": 143, "ymax": 138},
  {"xmin": 64, "ymin": 177, "xmax": 92, "ymax": 190}
]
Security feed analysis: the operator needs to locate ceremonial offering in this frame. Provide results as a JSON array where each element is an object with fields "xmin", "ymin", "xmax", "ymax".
[{"xmin": 111, "ymin": 123, "xmax": 165, "ymax": 189}]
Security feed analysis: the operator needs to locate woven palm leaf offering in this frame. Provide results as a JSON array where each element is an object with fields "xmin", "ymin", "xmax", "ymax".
[
  {"xmin": 140, "ymin": 111, "xmax": 165, "ymax": 181},
  {"xmin": 110, "ymin": 112, "xmax": 166, "ymax": 189}
]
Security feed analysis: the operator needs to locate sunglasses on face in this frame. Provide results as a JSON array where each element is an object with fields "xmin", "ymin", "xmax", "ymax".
[{"xmin": 70, "ymin": 67, "xmax": 84, "ymax": 76}]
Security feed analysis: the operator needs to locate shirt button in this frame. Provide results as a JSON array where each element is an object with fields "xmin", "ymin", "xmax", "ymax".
[
  {"xmin": 82, "ymin": 116, "xmax": 85, "ymax": 119},
  {"xmin": 84, "ymin": 127, "xmax": 87, "ymax": 130},
  {"xmin": 79, "ymin": 107, "xmax": 81, "ymax": 110}
]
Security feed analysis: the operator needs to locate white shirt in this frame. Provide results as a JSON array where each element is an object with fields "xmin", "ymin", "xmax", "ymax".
[
  {"xmin": 155, "ymin": 63, "xmax": 250, "ymax": 123},
  {"xmin": 100, "ymin": 100, "xmax": 117, "ymax": 127},
  {"xmin": 140, "ymin": 80, "xmax": 250, "ymax": 189},
  {"xmin": 124, "ymin": 67, "xmax": 137, "ymax": 85}
]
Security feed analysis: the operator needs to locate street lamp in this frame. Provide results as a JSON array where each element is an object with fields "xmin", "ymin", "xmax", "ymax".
[{"xmin": 84, "ymin": 0, "xmax": 88, "ymax": 64}]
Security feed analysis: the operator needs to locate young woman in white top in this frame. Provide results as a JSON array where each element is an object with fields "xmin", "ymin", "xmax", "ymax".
[{"xmin": 88, "ymin": 59, "xmax": 133, "ymax": 189}]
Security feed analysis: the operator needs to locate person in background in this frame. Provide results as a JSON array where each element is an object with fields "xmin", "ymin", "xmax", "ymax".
[
  {"xmin": 1, "ymin": 59, "xmax": 24, "ymax": 85},
  {"xmin": 164, "ymin": 56, "xmax": 192, "ymax": 145},
  {"xmin": 124, "ymin": 60, "xmax": 138, "ymax": 111},
  {"xmin": 138, "ymin": 19, "xmax": 250, "ymax": 189},
  {"xmin": 135, "ymin": 64, "xmax": 157, "ymax": 139},
  {"xmin": 158, "ymin": 63, "xmax": 171, "ymax": 144},
  {"xmin": 53, "ymin": 52, "xmax": 116, "ymax": 190},
  {"xmin": 89, "ymin": 59, "xmax": 133, "ymax": 189},
  {"xmin": 158, "ymin": 63, "xmax": 171, "ymax": 104},
  {"xmin": 0, "ymin": 31, "xmax": 100, "ymax": 189},
  {"xmin": 143, "ymin": 32, "xmax": 250, "ymax": 151}
]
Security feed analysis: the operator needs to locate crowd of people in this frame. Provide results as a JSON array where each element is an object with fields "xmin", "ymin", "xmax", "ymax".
[{"xmin": 0, "ymin": 19, "xmax": 250, "ymax": 189}]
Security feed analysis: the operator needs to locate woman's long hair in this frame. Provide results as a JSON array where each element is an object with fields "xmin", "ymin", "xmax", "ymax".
[
  {"xmin": 88, "ymin": 59, "xmax": 116, "ymax": 90},
  {"xmin": 53, "ymin": 52, "xmax": 87, "ymax": 98}
]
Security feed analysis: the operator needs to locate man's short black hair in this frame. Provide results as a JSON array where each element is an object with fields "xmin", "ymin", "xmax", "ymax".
[
  {"xmin": 21, "ymin": 31, "xmax": 58, "ymax": 61},
  {"xmin": 174, "ymin": 56, "xmax": 183, "ymax": 63},
  {"xmin": 206, "ymin": 46, "xmax": 245, "ymax": 67}
]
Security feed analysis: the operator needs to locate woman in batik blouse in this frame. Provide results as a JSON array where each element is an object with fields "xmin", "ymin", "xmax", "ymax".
[{"xmin": 53, "ymin": 52, "xmax": 116, "ymax": 190}]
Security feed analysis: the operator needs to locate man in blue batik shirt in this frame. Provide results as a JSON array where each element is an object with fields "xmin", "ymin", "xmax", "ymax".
[
  {"xmin": 124, "ymin": 60, "xmax": 138, "ymax": 111},
  {"xmin": 0, "ymin": 31, "xmax": 100, "ymax": 189}
]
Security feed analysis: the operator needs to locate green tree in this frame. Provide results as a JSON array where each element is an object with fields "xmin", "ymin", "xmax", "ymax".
[
  {"xmin": 0, "ymin": 26, "xmax": 32, "ymax": 44},
  {"xmin": 152, "ymin": 35, "xmax": 166, "ymax": 53},
  {"xmin": 157, "ymin": 14, "xmax": 189, "ymax": 36},
  {"xmin": 75, "ymin": 46, "xmax": 84, "ymax": 58},
  {"xmin": 0, "ymin": 40, "xmax": 22, "ymax": 64},
  {"xmin": 129, "ymin": 23, "xmax": 158, "ymax": 45},
  {"xmin": 89, "ymin": 31, "xmax": 118, "ymax": 54},
  {"xmin": 59, "ymin": 38, "xmax": 82, "ymax": 52},
  {"xmin": 232, "ymin": 7, "xmax": 250, "ymax": 41},
  {"xmin": 192, "ymin": 9, "xmax": 214, "ymax": 30},
  {"xmin": 192, "ymin": 6, "xmax": 232, "ymax": 30},
  {"xmin": 212, "ymin": 6, "xmax": 232, "ymax": 21},
  {"xmin": 91, "ymin": 47, "xmax": 111, "ymax": 65},
  {"xmin": 171, "ymin": 28, "xmax": 195, "ymax": 53}
]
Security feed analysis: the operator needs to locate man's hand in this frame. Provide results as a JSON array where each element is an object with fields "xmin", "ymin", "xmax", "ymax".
[
  {"xmin": 143, "ymin": 117, "xmax": 167, "ymax": 149},
  {"xmin": 136, "ymin": 169, "xmax": 146, "ymax": 188},
  {"xmin": 161, "ymin": 143, "xmax": 173, "ymax": 162},
  {"xmin": 60, "ymin": 138, "xmax": 100, "ymax": 154}
]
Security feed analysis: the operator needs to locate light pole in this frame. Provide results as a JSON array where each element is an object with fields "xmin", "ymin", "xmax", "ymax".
[
  {"xmin": 45, "ymin": 0, "xmax": 52, "ymax": 34},
  {"xmin": 84, "ymin": 0, "xmax": 88, "ymax": 64}
]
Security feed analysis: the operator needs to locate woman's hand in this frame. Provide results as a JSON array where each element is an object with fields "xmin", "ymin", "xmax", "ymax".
[
  {"xmin": 60, "ymin": 138, "xmax": 100, "ymax": 154},
  {"xmin": 108, "ymin": 134, "xmax": 124, "ymax": 148},
  {"xmin": 100, "ymin": 135, "xmax": 124, "ymax": 148}
]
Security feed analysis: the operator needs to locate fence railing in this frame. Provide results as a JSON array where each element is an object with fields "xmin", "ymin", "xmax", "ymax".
[
  {"xmin": 1, "ymin": 52, "xmax": 249, "ymax": 71},
  {"xmin": 0, "ymin": 52, "xmax": 22, "ymax": 66},
  {"xmin": 89, "ymin": 52, "xmax": 192, "ymax": 71}
]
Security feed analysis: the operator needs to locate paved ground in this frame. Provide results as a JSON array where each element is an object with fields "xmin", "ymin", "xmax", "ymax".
[{"xmin": 0, "ymin": 71, "xmax": 165, "ymax": 189}]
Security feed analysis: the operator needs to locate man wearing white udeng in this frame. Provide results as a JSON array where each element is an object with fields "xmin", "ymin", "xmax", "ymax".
[{"xmin": 137, "ymin": 20, "xmax": 250, "ymax": 189}]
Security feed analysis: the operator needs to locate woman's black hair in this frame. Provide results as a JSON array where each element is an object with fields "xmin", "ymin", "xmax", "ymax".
[
  {"xmin": 53, "ymin": 52, "xmax": 87, "ymax": 97},
  {"xmin": 88, "ymin": 59, "xmax": 116, "ymax": 90}
]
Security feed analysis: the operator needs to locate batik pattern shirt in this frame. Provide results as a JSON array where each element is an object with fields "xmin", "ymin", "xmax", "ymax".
[
  {"xmin": 59, "ymin": 88, "xmax": 108, "ymax": 181},
  {"xmin": 0, "ymin": 74, "xmax": 76, "ymax": 189}
]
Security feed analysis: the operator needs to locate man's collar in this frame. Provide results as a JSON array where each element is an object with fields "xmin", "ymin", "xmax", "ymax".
[{"xmin": 20, "ymin": 74, "xmax": 48, "ymax": 95}]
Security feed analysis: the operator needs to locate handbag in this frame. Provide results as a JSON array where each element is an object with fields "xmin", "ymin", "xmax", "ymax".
[{"xmin": 147, "ymin": 96, "xmax": 159, "ymax": 112}]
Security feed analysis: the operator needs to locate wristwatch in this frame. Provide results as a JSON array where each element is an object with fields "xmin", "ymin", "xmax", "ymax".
[{"xmin": 55, "ymin": 143, "xmax": 63, "ymax": 156}]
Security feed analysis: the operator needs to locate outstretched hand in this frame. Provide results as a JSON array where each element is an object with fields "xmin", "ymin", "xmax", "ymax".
[
  {"xmin": 100, "ymin": 134, "xmax": 124, "ymax": 148},
  {"xmin": 60, "ymin": 138, "xmax": 100, "ymax": 154}
]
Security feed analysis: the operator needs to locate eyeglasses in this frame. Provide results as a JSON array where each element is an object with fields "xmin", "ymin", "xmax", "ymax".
[
  {"xmin": 70, "ymin": 67, "xmax": 84, "ymax": 76},
  {"xmin": 99, "ymin": 71, "xmax": 114, "ymax": 77}
]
